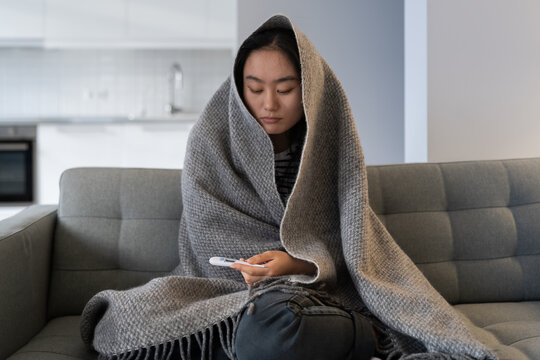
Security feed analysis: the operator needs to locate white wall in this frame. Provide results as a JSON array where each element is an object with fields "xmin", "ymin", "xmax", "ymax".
[
  {"xmin": 404, "ymin": 0, "xmax": 427, "ymax": 163},
  {"xmin": 428, "ymin": 0, "xmax": 540, "ymax": 162},
  {"xmin": 237, "ymin": 0, "xmax": 405, "ymax": 165}
]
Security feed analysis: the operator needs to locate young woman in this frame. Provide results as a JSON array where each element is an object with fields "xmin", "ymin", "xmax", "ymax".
[
  {"xmin": 231, "ymin": 28, "xmax": 316, "ymax": 283},
  {"xmin": 228, "ymin": 27, "xmax": 379, "ymax": 360},
  {"xmin": 82, "ymin": 15, "xmax": 496, "ymax": 360}
]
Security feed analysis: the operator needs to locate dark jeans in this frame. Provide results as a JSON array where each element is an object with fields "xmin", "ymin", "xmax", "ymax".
[{"xmin": 234, "ymin": 290, "xmax": 376, "ymax": 360}]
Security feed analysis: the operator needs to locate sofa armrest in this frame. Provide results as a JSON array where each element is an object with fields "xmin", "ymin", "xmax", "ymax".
[{"xmin": 0, "ymin": 205, "xmax": 57, "ymax": 359}]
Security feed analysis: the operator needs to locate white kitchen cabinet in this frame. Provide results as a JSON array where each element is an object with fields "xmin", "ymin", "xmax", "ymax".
[
  {"xmin": 0, "ymin": 0, "xmax": 44, "ymax": 39},
  {"xmin": 43, "ymin": 0, "xmax": 235, "ymax": 48},
  {"xmin": 37, "ymin": 124, "xmax": 123, "ymax": 204},
  {"xmin": 44, "ymin": 0, "xmax": 125, "ymax": 44},
  {"xmin": 121, "ymin": 123, "xmax": 192, "ymax": 169},
  {"xmin": 127, "ymin": 0, "xmax": 207, "ymax": 41},
  {"xmin": 0, "ymin": 0, "xmax": 236, "ymax": 48},
  {"xmin": 127, "ymin": 0, "xmax": 235, "ymax": 47},
  {"xmin": 37, "ymin": 122, "xmax": 193, "ymax": 204}
]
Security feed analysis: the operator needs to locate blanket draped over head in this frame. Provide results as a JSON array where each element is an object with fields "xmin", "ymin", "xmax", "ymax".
[{"xmin": 80, "ymin": 15, "xmax": 496, "ymax": 360}]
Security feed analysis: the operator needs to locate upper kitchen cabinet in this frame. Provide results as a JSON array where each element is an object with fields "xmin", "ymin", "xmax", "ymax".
[
  {"xmin": 126, "ymin": 0, "xmax": 236, "ymax": 48},
  {"xmin": 0, "ymin": 0, "xmax": 44, "ymax": 45},
  {"xmin": 45, "ymin": 0, "xmax": 125, "ymax": 46},
  {"xmin": 43, "ymin": 0, "xmax": 236, "ymax": 49},
  {"xmin": 127, "ymin": 0, "xmax": 206, "ymax": 43}
]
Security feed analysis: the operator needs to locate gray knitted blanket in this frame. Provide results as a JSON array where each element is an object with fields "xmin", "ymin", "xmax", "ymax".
[{"xmin": 80, "ymin": 15, "xmax": 497, "ymax": 360}]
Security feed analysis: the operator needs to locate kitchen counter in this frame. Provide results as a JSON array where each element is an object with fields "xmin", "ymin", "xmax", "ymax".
[
  {"xmin": 0, "ymin": 113, "xmax": 200, "ymax": 125},
  {"xmin": 0, "ymin": 114, "xmax": 199, "ymax": 205}
]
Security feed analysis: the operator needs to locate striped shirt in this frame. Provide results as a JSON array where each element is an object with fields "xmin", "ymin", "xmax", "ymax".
[{"xmin": 274, "ymin": 140, "xmax": 302, "ymax": 204}]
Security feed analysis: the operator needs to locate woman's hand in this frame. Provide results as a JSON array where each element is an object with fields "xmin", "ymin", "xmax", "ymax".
[{"xmin": 230, "ymin": 250, "xmax": 317, "ymax": 286}]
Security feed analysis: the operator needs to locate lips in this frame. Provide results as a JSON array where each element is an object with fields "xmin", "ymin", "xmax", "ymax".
[{"xmin": 260, "ymin": 117, "xmax": 282, "ymax": 124}]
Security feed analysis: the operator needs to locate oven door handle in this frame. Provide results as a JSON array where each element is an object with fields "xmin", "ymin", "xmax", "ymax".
[{"xmin": 0, "ymin": 143, "xmax": 30, "ymax": 151}]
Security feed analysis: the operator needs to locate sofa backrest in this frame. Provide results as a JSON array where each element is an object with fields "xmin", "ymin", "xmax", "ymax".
[
  {"xmin": 367, "ymin": 158, "xmax": 540, "ymax": 304},
  {"xmin": 48, "ymin": 168, "xmax": 183, "ymax": 318},
  {"xmin": 48, "ymin": 159, "xmax": 540, "ymax": 316}
]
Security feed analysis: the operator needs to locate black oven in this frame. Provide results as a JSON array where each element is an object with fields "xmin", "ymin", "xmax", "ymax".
[{"xmin": 0, "ymin": 126, "xmax": 36, "ymax": 203}]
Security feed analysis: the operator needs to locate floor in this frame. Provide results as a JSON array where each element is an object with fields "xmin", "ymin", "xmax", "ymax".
[{"xmin": 0, "ymin": 206, "xmax": 27, "ymax": 221}]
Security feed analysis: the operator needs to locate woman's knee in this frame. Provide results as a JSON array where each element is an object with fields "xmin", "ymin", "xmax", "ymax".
[
  {"xmin": 235, "ymin": 292, "xmax": 298, "ymax": 358},
  {"xmin": 234, "ymin": 292, "xmax": 369, "ymax": 360}
]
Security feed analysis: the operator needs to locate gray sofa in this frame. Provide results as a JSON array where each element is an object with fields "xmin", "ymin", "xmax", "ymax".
[{"xmin": 1, "ymin": 158, "xmax": 539, "ymax": 359}]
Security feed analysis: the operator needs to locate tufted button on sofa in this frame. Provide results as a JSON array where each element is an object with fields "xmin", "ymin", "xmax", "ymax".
[{"xmin": 1, "ymin": 159, "xmax": 540, "ymax": 359}]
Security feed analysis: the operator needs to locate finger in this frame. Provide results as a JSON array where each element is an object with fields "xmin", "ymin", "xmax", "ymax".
[
  {"xmin": 244, "ymin": 274, "xmax": 265, "ymax": 286},
  {"xmin": 239, "ymin": 271, "xmax": 250, "ymax": 284},
  {"xmin": 247, "ymin": 251, "xmax": 275, "ymax": 265},
  {"xmin": 231, "ymin": 263, "xmax": 269, "ymax": 276},
  {"xmin": 232, "ymin": 265, "xmax": 268, "ymax": 286}
]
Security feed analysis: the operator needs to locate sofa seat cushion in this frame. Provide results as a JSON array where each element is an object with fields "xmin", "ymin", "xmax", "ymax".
[
  {"xmin": 8, "ymin": 316, "xmax": 96, "ymax": 360},
  {"xmin": 455, "ymin": 301, "xmax": 540, "ymax": 360}
]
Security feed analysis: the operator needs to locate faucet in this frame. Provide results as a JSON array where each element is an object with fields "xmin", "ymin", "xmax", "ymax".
[{"xmin": 165, "ymin": 62, "xmax": 183, "ymax": 114}]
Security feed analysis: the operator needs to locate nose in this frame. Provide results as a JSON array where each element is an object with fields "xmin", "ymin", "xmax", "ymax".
[{"xmin": 263, "ymin": 91, "xmax": 278, "ymax": 112}]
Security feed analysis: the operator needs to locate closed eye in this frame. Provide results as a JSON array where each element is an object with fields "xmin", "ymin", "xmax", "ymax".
[
  {"xmin": 277, "ymin": 89, "xmax": 293, "ymax": 94},
  {"xmin": 248, "ymin": 88, "xmax": 263, "ymax": 94}
]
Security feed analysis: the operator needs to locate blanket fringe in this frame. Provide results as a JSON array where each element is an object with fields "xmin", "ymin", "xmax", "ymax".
[
  {"xmin": 97, "ymin": 279, "xmax": 338, "ymax": 360},
  {"xmin": 97, "ymin": 312, "xmax": 243, "ymax": 360},
  {"xmin": 95, "ymin": 278, "xmax": 479, "ymax": 360}
]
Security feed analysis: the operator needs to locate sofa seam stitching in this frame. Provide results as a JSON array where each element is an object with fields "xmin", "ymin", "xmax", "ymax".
[
  {"xmin": 379, "ymin": 201, "xmax": 540, "ymax": 216},
  {"xmin": 57, "ymin": 215, "xmax": 179, "ymax": 221},
  {"xmin": 437, "ymin": 163, "xmax": 460, "ymax": 303},
  {"xmin": 416, "ymin": 252, "xmax": 540, "ymax": 265}
]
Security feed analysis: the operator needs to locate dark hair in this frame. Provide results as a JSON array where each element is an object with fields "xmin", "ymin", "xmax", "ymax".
[
  {"xmin": 234, "ymin": 28, "xmax": 301, "ymax": 96},
  {"xmin": 234, "ymin": 28, "xmax": 306, "ymax": 149}
]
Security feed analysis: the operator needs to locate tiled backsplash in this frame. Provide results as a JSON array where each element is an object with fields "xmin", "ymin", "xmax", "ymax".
[{"xmin": 0, "ymin": 48, "xmax": 233, "ymax": 118}]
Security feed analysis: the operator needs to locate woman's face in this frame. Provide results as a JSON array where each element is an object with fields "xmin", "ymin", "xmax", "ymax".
[{"xmin": 242, "ymin": 49, "xmax": 304, "ymax": 136}]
